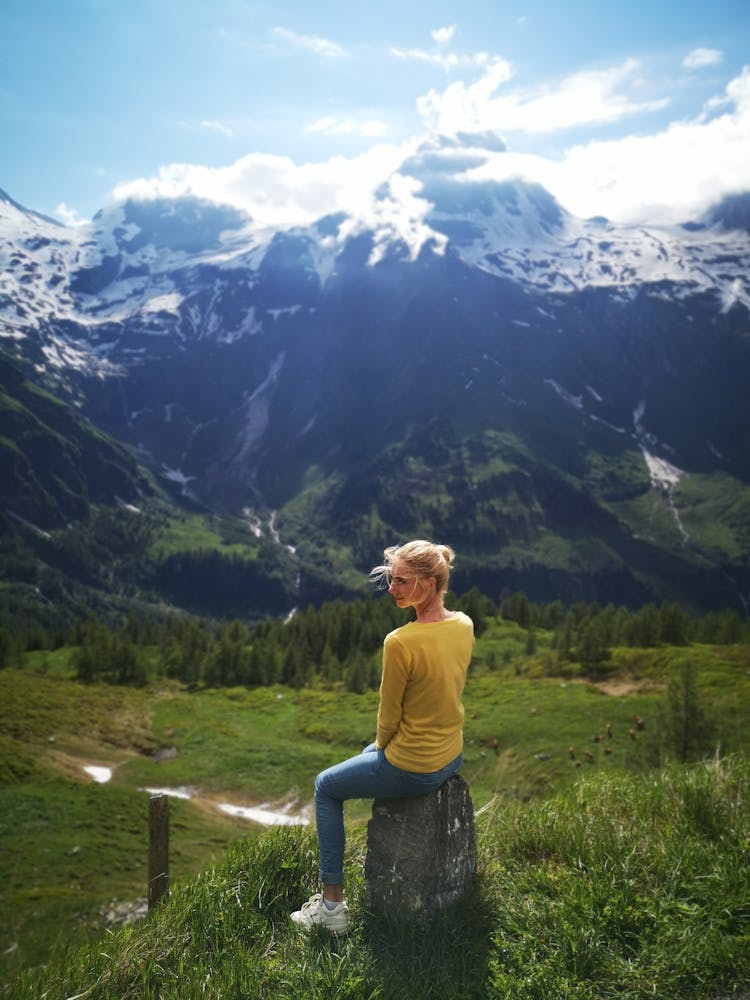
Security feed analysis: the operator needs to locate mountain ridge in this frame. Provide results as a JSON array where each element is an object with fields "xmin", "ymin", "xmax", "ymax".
[{"xmin": 2, "ymin": 139, "xmax": 749, "ymax": 619}]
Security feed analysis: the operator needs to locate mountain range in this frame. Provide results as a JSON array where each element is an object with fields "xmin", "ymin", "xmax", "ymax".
[{"xmin": 2, "ymin": 132, "xmax": 750, "ymax": 625}]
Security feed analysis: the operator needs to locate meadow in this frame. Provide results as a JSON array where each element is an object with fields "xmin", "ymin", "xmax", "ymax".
[{"xmin": 1, "ymin": 615, "xmax": 749, "ymax": 997}]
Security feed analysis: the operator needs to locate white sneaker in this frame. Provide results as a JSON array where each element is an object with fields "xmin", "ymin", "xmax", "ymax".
[{"xmin": 290, "ymin": 892, "xmax": 350, "ymax": 934}]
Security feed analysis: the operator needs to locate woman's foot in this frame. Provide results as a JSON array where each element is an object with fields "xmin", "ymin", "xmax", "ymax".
[{"xmin": 290, "ymin": 892, "xmax": 349, "ymax": 934}]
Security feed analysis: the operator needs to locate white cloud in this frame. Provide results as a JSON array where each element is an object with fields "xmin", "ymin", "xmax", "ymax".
[
  {"xmin": 390, "ymin": 45, "xmax": 490, "ymax": 72},
  {"xmin": 465, "ymin": 66, "xmax": 750, "ymax": 224},
  {"xmin": 200, "ymin": 119, "xmax": 233, "ymax": 137},
  {"xmin": 390, "ymin": 28, "xmax": 489, "ymax": 72},
  {"xmin": 55, "ymin": 202, "xmax": 87, "ymax": 227},
  {"xmin": 112, "ymin": 142, "xmax": 415, "ymax": 228},
  {"xmin": 271, "ymin": 26, "xmax": 344, "ymax": 59},
  {"xmin": 306, "ymin": 116, "xmax": 388, "ymax": 137},
  {"xmin": 338, "ymin": 172, "xmax": 447, "ymax": 264},
  {"xmin": 417, "ymin": 57, "xmax": 669, "ymax": 134},
  {"xmin": 107, "ymin": 37, "xmax": 750, "ymax": 237},
  {"xmin": 431, "ymin": 25, "xmax": 456, "ymax": 46},
  {"xmin": 683, "ymin": 47, "xmax": 723, "ymax": 70}
]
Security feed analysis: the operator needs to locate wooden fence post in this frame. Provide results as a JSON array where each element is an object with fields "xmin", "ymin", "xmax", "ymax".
[{"xmin": 148, "ymin": 793, "xmax": 170, "ymax": 913}]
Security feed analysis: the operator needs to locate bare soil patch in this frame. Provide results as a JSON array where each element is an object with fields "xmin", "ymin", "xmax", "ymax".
[{"xmin": 588, "ymin": 677, "xmax": 664, "ymax": 697}]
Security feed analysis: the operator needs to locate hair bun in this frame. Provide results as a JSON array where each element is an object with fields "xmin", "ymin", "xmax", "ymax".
[{"xmin": 440, "ymin": 544, "xmax": 455, "ymax": 566}]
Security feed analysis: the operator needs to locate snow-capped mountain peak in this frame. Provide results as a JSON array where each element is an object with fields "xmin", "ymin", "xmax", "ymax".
[{"xmin": 2, "ymin": 143, "xmax": 750, "ymax": 613}]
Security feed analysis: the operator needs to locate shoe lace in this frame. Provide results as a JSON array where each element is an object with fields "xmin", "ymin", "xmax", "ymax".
[{"xmin": 301, "ymin": 893, "xmax": 323, "ymax": 913}]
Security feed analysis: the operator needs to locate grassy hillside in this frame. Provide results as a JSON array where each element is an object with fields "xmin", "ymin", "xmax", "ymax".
[
  {"xmin": 1, "ymin": 617, "xmax": 749, "ymax": 994},
  {"xmin": 275, "ymin": 422, "xmax": 750, "ymax": 612},
  {"xmin": 8, "ymin": 757, "xmax": 750, "ymax": 999},
  {"xmin": 0, "ymin": 355, "xmax": 149, "ymax": 528},
  {"xmin": 0, "ymin": 353, "xmax": 301, "ymax": 632}
]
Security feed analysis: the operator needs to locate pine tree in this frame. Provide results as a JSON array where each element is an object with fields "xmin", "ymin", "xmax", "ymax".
[{"xmin": 661, "ymin": 659, "xmax": 715, "ymax": 763}]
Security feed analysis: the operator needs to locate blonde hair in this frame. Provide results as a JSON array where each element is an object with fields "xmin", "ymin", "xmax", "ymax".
[{"xmin": 370, "ymin": 539, "xmax": 455, "ymax": 596}]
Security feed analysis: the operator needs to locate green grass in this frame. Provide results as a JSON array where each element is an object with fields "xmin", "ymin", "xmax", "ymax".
[
  {"xmin": 9, "ymin": 756, "xmax": 750, "ymax": 999},
  {"xmin": 149, "ymin": 512, "xmax": 260, "ymax": 559},
  {"xmin": 608, "ymin": 467, "xmax": 750, "ymax": 563},
  {"xmin": 0, "ymin": 780, "xmax": 249, "ymax": 982},
  {"xmin": 2, "ymin": 632, "xmax": 749, "ymax": 993},
  {"xmin": 675, "ymin": 471, "xmax": 750, "ymax": 558}
]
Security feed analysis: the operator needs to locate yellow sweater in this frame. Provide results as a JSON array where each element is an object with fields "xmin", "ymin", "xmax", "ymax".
[{"xmin": 375, "ymin": 611, "xmax": 475, "ymax": 772}]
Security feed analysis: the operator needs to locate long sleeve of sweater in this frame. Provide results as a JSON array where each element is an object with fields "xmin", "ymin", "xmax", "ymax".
[{"xmin": 375, "ymin": 631, "xmax": 410, "ymax": 751}]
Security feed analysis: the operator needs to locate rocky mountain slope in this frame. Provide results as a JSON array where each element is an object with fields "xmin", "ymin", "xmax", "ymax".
[{"xmin": 2, "ymin": 134, "xmax": 749, "ymax": 618}]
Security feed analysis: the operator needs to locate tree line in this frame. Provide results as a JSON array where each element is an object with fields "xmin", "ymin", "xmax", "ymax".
[
  {"xmin": 1, "ymin": 587, "xmax": 746, "ymax": 691},
  {"xmin": 495, "ymin": 590, "xmax": 746, "ymax": 670}
]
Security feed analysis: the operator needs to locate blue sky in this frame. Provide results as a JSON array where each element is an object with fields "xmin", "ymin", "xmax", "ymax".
[{"xmin": 1, "ymin": 0, "xmax": 749, "ymax": 227}]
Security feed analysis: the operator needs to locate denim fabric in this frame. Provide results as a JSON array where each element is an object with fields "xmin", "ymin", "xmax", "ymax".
[{"xmin": 314, "ymin": 742, "xmax": 463, "ymax": 884}]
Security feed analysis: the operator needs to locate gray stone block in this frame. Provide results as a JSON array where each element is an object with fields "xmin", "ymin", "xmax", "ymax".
[{"xmin": 364, "ymin": 773, "xmax": 476, "ymax": 913}]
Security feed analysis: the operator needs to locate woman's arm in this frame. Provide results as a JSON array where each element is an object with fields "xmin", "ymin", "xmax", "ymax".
[{"xmin": 375, "ymin": 633, "xmax": 410, "ymax": 749}]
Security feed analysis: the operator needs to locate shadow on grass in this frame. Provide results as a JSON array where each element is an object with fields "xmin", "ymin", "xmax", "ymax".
[{"xmin": 358, "ymin": 880, "xmax": 495, "ymax": 1000}]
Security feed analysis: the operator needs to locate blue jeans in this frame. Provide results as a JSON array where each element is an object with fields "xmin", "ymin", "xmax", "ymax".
[{"xmin": 314, "ymin": 742, "xmax": 463, "ymax": 885}]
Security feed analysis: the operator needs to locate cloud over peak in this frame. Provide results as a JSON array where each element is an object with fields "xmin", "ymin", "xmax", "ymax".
[{"xmin": 106, "ymin": 15, "xmax": 750, "ymax": 237}]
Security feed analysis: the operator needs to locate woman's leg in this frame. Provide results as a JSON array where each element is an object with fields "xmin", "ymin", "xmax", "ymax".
[{"xmin": 314, "ymin": 746, "xmax": 462, "ymax": 888}]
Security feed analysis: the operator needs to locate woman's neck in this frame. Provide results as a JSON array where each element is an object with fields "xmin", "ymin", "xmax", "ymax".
[{"xmin": 414, "ymin": 595, "xmax": 449, "ymax": 623}]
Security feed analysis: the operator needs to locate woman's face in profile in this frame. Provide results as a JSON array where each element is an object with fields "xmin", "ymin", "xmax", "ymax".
[{"xmin": 388, "ymin": 561, "xmax": 434, "ymax": 609}]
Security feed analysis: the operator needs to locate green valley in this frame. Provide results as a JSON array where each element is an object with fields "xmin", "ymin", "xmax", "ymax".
[{"xmin": 2, "ymin": 604, "xmax": 749, "ymax": 996}]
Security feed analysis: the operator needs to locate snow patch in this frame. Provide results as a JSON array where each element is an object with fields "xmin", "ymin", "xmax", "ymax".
[
  {"xmin": 142, "ymin": 292, "xmax": 183, "ymax": 315},
  {"xmin": 268, "ymin": 305, "xmax": 303, "ymax": 320},
  {"xmin": 243, "ymin": 305, "xmax": 263, "ymax": 336},
  {"xmin": 0, "ymin": 326, "xmax": 26, "ymax": 341},
  {"xmin": 160, "ymin": 465, "xmax": 195, "ymax": 487},
  {"xmin": 219, "ymin": 800, "xmax": 311, "ymax": 827},
  {"xmin": 306, "ymin": 236, "xmax": 338, "ymax": 285},
  {"xmin": 633, "ymin": 400, "xmax": 659, "ymax": 449},
  {"xmin": 640, "ymin": 449, "xmax": 683, "ymax": 491},
  {"xmin": 84, "ymin": 766, "xmax": 113, "ymax": 783},
  {"xmin": 590, "ymin": 414, "xmax": 626, "ymax": 434},
  {"xmin": 7, "ymin": 510, "xmax": 52, "ymax": 538},
  {"xmin": 159, "ymin": 465, "xmax": 199, "ymax": 500},
  {"xmin": 544, "ymin": 378, "xmax": 583, "ymax": 410},
  {"xmin": 720, "ymin": 277, "xmax": 750, "ymax": 314},
  {"xmin": 640, "ymin": 446, "xmax": 689, "ymax": 546},
  {"xmin": 81, "ymin": 760, "xmax": 308, "ymax": 824},
  {"xmin": 229, "ymin": 354, "xmax": 286, "ymax": 466},
  {"xmin": 115, "ymin": 497, "xmax": 142, "ymax": 513},
  {"xmin": 40, "ymin": 336, "xmax": 121, "ymax": 377},
  {"xmin": 118, "ymin": 222, "xmax": 141, "ymax": 243}
]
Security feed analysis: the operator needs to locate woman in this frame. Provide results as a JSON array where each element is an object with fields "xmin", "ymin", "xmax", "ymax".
[{"xmin": 290, "ymin": 539, "xmax": 475, "ymax": 934}]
